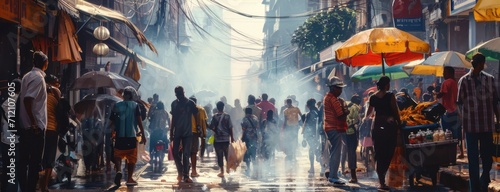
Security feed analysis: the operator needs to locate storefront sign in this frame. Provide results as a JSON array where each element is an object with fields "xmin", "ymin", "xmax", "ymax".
[
  {"xmin": 393, "ymin": 0, "xmax": 425, "ymax": 31},
  {"xmin": 429, "ymin": 9, "xmax": 442, "ymax": 23},
  {"xmin": 450, "ymin": 0, "xmax": 476, "ymax": 16}
]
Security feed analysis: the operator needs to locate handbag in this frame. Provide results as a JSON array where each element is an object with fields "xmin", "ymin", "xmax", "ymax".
[{"xmin": 362, "ymin": 136, "xmax": 373, "ymax": 147}]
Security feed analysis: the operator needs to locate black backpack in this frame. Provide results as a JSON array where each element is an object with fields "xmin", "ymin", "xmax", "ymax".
[{"xmin": 56, "ymin": 97, "xmax": 71, "ymax": 137}]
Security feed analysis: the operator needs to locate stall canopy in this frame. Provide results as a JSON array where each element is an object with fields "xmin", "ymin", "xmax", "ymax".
[
  {"xmin": 75, "ymin": 0, "xmax": 158, "ymax": 54},
  {"xmin": 473, "ymin": 0, "xmax": 500, "ymax": 21}
]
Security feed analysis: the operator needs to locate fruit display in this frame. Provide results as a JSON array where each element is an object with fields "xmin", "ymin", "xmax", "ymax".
[{"xmin": 399, "ymin": 101, "xmax": 437, "ymax": 126}]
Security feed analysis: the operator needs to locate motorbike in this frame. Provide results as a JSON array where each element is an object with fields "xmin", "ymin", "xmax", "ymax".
[
  {"xmin": 150, "ymin": 140, "xmax": 166, "ymax": 173},
  {"xmin": 54, "ymin": 119, "xmax": 79, "ymax": 184}
]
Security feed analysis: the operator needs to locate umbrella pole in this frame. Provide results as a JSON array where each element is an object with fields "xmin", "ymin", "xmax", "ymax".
[{"xmin": 382, "ymin": 53, "xmax": 386, "ymax": 75}]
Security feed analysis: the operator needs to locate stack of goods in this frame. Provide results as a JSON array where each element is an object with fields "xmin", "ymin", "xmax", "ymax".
[
  {"xmin": 399, "ymin": 101, "xmax": 437, "ymax": 126},
  {"xmin": 408, "ymin": 128, "xmax": 453, "ymax": 145}
]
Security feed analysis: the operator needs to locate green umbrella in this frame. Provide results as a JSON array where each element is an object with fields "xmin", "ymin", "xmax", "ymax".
[
  {"xmin": 351, "ymin": 63, "xmax": 409, "ymax": 82},
  {"xmin": 466, "ymin": 37, "xmax": 500, "ymax": 61}
]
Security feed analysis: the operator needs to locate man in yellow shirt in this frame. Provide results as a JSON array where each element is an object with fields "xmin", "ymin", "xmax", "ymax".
[
  {"xmin": 189, "ymin": 97, "xmax": 208, "ymax": 177},
  {"xmin": 283, "ymin": 98, "xmax": 303, "ymax": 161}
]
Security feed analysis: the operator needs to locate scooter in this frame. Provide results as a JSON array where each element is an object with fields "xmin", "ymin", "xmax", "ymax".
[{"xmin": 150, "ymin": 140, "xmax": 166, "ymax": 173}]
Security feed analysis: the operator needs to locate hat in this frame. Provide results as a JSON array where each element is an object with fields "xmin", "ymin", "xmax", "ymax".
[{"xmin": 327, "ymin": 76, "xmax": 347, "ymax": 87}]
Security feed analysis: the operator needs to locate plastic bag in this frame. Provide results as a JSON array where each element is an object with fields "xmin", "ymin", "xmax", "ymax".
[
  {"xmin": 208, "ymin": 135, "xmax": 214, "ymax": 145},
  {"xmin": 227, "ymin": 140, "xmax": 247, "ymax": 172}
]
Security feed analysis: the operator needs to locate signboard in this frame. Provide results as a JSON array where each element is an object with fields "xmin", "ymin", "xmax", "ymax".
[
  {"xmin": 450, "ymin": 0, "xmax": 476, "ymax": 16},
  {"xmin": 393, "ymin": 0, "xmax": 425, "ymax": 31}
]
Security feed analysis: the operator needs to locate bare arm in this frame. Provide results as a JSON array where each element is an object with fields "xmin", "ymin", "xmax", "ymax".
[
  {"xmin": 364, "ymin": 105, "xmax": 374, "ymax": 120},
  {"xmin": 137, "ymin": 115, "xmax": 146, "ymax": 144}
]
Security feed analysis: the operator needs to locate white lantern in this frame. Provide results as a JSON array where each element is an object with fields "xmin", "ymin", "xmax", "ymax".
[
  {"xmin": 93, "ymin": 43, "xmax": 109, "ymax": 56},
  {"xmin": 93, "ymin": 26, "xmax": 110, "ymax": 41}
]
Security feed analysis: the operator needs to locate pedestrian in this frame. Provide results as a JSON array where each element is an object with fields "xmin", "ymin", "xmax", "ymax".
[
  {"xmin": 257, "ymin": 93, "xmax": 277, "ymax": 125},
  {"xmin": 189, "ymin": 96, "xmax": 208, "ymax": 177},
  {"xmin": 301, "ymin": 98, "xmax": 319, "ymax": 174},
  {"xmin": 202, "ymin": 104, "xmax": 214, "ymax": 159},
  {"xmin": 109, "ymin": 87, "xmax": 147, "ymax": 187},
  {"xmin": 18, "ymin": 51, "xmax": 49, "ymax": 192},
  {"xmin": 421, "ymin": 85, "xmax": 435, "ymax": 102},
  {"xmin": 170, "ymin": 86, "xmax": 198, "ymax": 183},
  {"xmin": 341, "ymin": 95, "xmax": 362, "ymax": 183},
  {"xmin": 261, "ymin": 110, "xmax": 278, "ymax": 162},
  {"xmin": 323, "ymin": 76, "xmax": 349, "ymax": 185},
  {"xmin": 457, "ymin": 53, "xmax": 498, "ymax": 192},
  {"xmin": 437, "ymin": 66, "xmax": 464, "ymax": 159},
  {"xmin": 245, "ymin": 95, "xmax": 262, "ymax": 123},
  {"xmin": 231, "ymin": 99, "xmax": 245, "ymax": 140},
  {"xmin": 209, "ymin": 101, "xmax": 234, "ymax": 177},
  {"xmin": 1, "ymin": 79, "xmax": 20, "ymax": 192},
  {"xmin": 283, "ymin": 98, "xmax": 302, "ymax": 161},
  {"xmin": 241, "ymin": 107, "xmax": 259, "ymax": 174},
  {"xmin": 148, "ymin": 101, "xmax": 169, "ymax": 155},
  {"xmin": 40, "ymin": 74, "xmax": 61, "ymax": 192},
  {"xmin": 363, "ymin": 76, "xmax": 402, "ymax": 190}
]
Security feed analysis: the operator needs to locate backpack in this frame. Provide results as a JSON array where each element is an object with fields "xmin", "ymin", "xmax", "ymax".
[{"xmin": 56, "ymin": 97, "xmax": 71, "ymax": 137}]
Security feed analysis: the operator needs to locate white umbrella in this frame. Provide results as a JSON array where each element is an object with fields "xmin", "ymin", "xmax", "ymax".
[{"xmin": 409, "ymin": 51, "xmax": 472, "ymax": 77}]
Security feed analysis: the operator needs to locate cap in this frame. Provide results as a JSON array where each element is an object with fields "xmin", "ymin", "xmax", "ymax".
[{"xmin": 327, "ymin": 76, "xmax": 347, "ymax": 87}]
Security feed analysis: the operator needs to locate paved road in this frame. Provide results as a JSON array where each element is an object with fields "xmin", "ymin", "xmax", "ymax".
[{"xmin": 47, "ymin": 148, "xmax": 454, "ymax": 191}]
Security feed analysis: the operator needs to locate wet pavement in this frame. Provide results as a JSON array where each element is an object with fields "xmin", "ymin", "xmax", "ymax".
[{"xmin": 42, "ymin": 148, "xmax": 458, "ymax": 192}]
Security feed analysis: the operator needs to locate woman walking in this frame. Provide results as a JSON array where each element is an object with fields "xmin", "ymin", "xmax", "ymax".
[
  {"xmin": 363, "ymin": 76, "xmax": 402, "ymax": 190},
  {"xmin": 209, "ymin": 101, "xmax": 235, "ymax": 177},
  {"xmin": 302, "ymin": 98, "xmax": 320, "ymax": 174}
]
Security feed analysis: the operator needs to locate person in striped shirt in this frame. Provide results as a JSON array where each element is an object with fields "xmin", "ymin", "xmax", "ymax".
[
  {"xmin": 323, "ymin": 76, "xmax": 349, "ymax": 185},
  {"xmin": 457, "ymin": 53, "xmax": 499, "ymax": 192}
]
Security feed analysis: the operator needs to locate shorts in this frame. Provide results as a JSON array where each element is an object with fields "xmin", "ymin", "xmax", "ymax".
[
  {"xmin": 42, "ymin": 130, "xmax": 58, "ymax": 168},
  {"xmin": 441, "ymin": 111, "xmax": 462, "ymax": 140},
  {"xmin": 191, "ymin": 133, "xmax": 200, "ymax": 154},
  {"xmin": 114, "ymin": 148, "xmax": 138, "ymax": 164}
]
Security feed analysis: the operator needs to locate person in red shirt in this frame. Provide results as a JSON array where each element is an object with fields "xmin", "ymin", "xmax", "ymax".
[
  {"xmin": 437, "ymin": 66, "xmax": 463, "ymax": 158},
  {"xmin": 323, "ymin": 76, "xmax": 349, "ymax": 185},
  {"xmin": 256, "ymin": 93, "xmax": 277, "ymax": 123}
]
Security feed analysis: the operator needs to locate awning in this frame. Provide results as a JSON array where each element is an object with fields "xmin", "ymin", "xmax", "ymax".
[
  {"xmin": 474, "ymin": 0, "xmax": 500, "ymax": 22},
  {"xmin": 76, "ymin": 0, "xmax": 158, "ymax": 54},
  {"xmin": 58, "ymin": 0, "xmax": 79, "ymax": 18},
  {"xmin": 83, "ymin": 28, "xmax": 174, "ymax": 75}
]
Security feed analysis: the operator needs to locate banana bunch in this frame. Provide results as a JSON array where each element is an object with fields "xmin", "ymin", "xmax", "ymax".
[{"xmin": 399, "ymin": 101, "xmax": 438, "ymax": 126}]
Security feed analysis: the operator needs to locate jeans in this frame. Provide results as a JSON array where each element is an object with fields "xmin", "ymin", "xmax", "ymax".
[
  {"xmin": 341, "ymin": 132, "xmax": 358, "ymax": 171},
  {"xmin": 327, "ymin": 130, "xmax": 345, "ymax": 180},
  {"xmin": 244, "ymin": 140, "xmax": 257, "ymax": 165},
  {"xmin": 173, "ymin": 136, "xmax": 192, "ymax": 178},
  {"xmin": 18, "ymin": 128, "xmax": 44, "ymax": 192},
  {"xmin": 214, "ymin": 142, "xmax": 230, "ymax": 168},
  {"xmin": 465, "ymin": 132, "xmax": 493, "ymax": 192}
]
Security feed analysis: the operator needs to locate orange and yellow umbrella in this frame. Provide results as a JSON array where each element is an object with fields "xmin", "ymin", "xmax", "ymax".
[{"xmin": 335, "ymin": 27, "xmax": 430, "ymax": 75}]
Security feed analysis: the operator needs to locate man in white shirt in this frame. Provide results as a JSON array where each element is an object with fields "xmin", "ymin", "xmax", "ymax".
[{"xmin": 18, "ymin": 51, "xmax": 48, "ymax": 192}]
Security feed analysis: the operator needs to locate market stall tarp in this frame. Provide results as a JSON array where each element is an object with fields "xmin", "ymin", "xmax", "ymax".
[
  {"xmin": 58, "ymin": 11, "xmax": 82, "ymax": 64},
  {"xmin": 76, "ymin": 0, "xmax": 157, "ymax": 54},
  {"xmin": 473, "ymin": 0, "xmax": 500, "ymax": 22}
]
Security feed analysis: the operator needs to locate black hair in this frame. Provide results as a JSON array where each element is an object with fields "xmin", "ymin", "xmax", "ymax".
[
  {"xmin": 286, "ymin": 98, "xmax": 292, "ymax": 104},
  {"xmin": 156, "ymin": 101, "xmax": 165, "ymax": 110},
  {"xmin": 189, "ymin": 96, "xmax": 197, "ymax": 104},
  {"xmin": 174, "ymin": 86, "xmax": 184, "ymax": 95},
  {"xmin": 245, "ymin": 107, "xmax": 252, "ymax": 115},
  {"xmin": 248, "ymin": 94, "xmax": 256, "ymax": 105},
  {"xmin": 267, "ymin": 110, "xmax": 274, "ymax": 120},
  {"xmin": 350, "ymin": 95, "xmax": 362, "ymax": 105},
  {"xmin": 33, "ymin": 51, "xmax": 48, "ymax": 68},
  {"xmin": 376, "ymin": 76, "xmax": 391, "ymax": 90},
  {"xmin": 262, "ymin": 93, "xmax": 268, "ymax": 101},
  {"xmin": 216, "ymin": 101, "xmax": 224, "ymax": 111},
  {"xmin": 44, "ymin": 74, "xmax": 59, "ymax": 85},
  {"xmin": 444, "ymin": 66, "xmax": 455, "ymax": 75},
  {"xmin": 427, "ymin": 85, "xmax": 435, "ymax": 92},
  {"xmin": 306, "ymin": 98, "xmax": 316, "ymax": 108},
  {"xmin": 123, "ymin": 89, "xmax": 135, "ymax": 100},
  {"xmin": 471, "ymin": 53, "xmax": 486, "ymax": 68}
]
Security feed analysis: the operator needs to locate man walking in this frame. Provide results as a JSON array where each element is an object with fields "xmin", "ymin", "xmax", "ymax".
[
  {"xmin": 457, "ymin": 53, "xmax": 498, "ymax": 192},
  {"xmin": 109, "ymin": 87, "xmax": 146, "ymax": 187},
  {"xmin": 323, "ymin": 76, "xmax": 349, "ymax": 185},
  {"xmin": 283, "ymin": 98, "xmax": 302, "ymax": 161},
  {"xmin": 170, "ymin": 86, "xmax": 198, "ymax": 182},
  {"xmin": 18, "ymin": 51, "xmax": 48, "ymax": 192},
  {"xmin": 189, "ymin": 96, "xmax": 207, "ymax": 177}
]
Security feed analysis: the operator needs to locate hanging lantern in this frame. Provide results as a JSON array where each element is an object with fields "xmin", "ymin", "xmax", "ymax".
[
  {"xmin": 93, "ymin": 26, "xmax": 110, "ymax": 41},
  {"xmin": 93, "ymin": 43, "xmax": 109, "ymax": 56}
]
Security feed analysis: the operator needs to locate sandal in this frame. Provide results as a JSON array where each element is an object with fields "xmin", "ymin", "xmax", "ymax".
[
  {"xmin": 126, "ymin": 180, "xmax": 138, "ymax": 186},
  {"xmin": 217, "ymin": 173, "xmax": 224, "ymax": 177}
]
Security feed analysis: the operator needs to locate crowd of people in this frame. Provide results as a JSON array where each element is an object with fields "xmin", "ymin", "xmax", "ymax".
[{"xmin": 0, "ymin": 51, "xmax": 497, "ymax": 192}]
